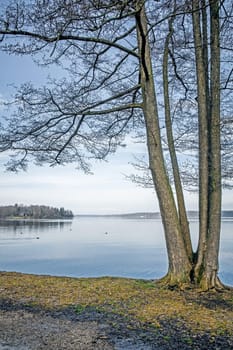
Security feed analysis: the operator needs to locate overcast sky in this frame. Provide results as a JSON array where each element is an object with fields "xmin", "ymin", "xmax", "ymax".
[{"xmin": 0, "ymin": 52, "xmax": 232, "ymax": 215}]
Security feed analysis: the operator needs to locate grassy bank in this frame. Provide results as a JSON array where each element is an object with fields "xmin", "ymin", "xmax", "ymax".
[{"xmin": 0, "ymin": 272, "xmax": 232, "ymax": 338}]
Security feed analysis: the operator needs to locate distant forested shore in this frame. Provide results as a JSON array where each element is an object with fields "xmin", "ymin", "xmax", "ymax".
[
  {"xmin": 0, "ymin": 204, "xmax": 73, "ymax": 219},
  {"xmin": 77, "ymin": 210, "xmax": 233, "ymax": 219}
]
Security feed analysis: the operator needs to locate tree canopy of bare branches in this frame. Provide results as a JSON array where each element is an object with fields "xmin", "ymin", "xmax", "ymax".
[{"xmin": 0, "ymin": 0, "xmax": 233, "ymax": 290}]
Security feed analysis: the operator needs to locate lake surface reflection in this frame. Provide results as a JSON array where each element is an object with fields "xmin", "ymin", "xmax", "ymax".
[{"xmin": 0, "ymin": 217, "xmax": 232, "ymax": 286}]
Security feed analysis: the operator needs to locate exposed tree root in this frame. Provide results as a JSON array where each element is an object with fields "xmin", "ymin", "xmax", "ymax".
[
  {"xmin": 199, "ymin": 275, "xmax": 230, "ymax": 292},
  {"xmin": 154, "ymin": 273, "xmax": 230, "ymax": 292},
  {"xmin": 154, "ymin": 272, "xmax": 193, "ymax": 291}
]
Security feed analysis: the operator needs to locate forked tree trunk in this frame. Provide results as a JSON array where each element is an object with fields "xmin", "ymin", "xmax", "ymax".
[{"xmin": 135, "ymin": 4, "xmax": 191, "ymax": 286}]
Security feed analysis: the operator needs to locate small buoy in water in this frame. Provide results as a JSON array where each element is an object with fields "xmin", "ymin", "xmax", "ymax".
[
  {"xmin": 36, "ymin": 237, "xmax": 40, "ymax": 239},
  {"xmin": 20, "ymin": 231, "xmax": 23, "ymax": 235},
  {"xmin": 104, "ymin": 231, "xmax": 108, "ymax": 235}
]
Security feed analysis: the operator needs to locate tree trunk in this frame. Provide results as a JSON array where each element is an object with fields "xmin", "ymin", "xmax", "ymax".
[
  {"xmin": 135, "ymin": 4, "xmax": 191, "ymax": 286},
  {"xmin": 192, "ymin": 0, "xmax": 223, "ymax": 290},
  {"xmin": 163, "ymin": 14, "xmax": 193, "ymax": 263},
  {"xmin": 192, "ymin": 0, "xmax": 209, "ymax": 282},
  {"xmin": 199, "ymin": 0, "xmax": 223, "ymax": 290}
]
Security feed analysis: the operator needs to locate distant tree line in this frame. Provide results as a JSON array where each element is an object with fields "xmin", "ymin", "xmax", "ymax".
[{"xmin": 0, "ymin": 204, "xmax": 73, "ymax": 219}]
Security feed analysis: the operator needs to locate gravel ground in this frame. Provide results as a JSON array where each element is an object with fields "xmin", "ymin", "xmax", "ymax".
[
  {"xmin": 0, "ymin": 300, "xmax": 232, "ymax": 350},
  {"xmin": 0, "ymin": 309, "xmax": 113, "ymax": 350}
]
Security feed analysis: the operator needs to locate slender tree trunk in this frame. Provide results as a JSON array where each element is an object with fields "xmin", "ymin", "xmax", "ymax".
[
  {"xmin": 135, "ymin": 3, "xmax": 191, "ymax": 285},
  {"xmin": 192, "ymin": 0, "xmax": 209, "ymax": 283},
  {"xmin": 163, "ymin": 14, "xmax": 193, "ymax": 263}
]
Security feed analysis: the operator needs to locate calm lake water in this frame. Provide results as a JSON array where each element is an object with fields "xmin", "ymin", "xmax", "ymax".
[{"xmin": 0, "ymin": 217, "xmax": 232, "ymax": 286}]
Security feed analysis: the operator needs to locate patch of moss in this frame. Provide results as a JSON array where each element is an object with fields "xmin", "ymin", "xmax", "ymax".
[
  {"xmin": 133, "ymin": 279, "xmax": 157, "ymax": 289},
  {"xmin": 74, "ymin": 304, "xmax": 87, "ymax": 314}
]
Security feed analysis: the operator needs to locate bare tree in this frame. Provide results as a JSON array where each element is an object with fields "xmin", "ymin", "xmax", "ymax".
[{"xmin": 0, "ymin": 0, "xmax": 232, "ymax": 290}]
